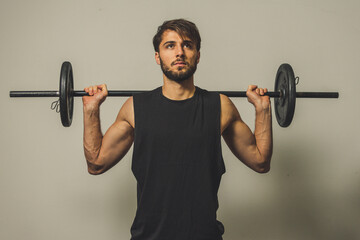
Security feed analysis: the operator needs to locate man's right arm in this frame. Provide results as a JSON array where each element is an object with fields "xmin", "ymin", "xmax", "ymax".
[{"xmin": 83, "ymin": 85, "xmax": 134, "ymax": 175}]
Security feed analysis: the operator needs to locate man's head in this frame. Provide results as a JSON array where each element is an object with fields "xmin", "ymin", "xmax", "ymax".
[
  {"xmin": 153, "ymin": 19, "xmax": 201, "ymax": 83},
  {"xmin": 153, "ymin": 19, "xmax": 201, "ymax": 53}
]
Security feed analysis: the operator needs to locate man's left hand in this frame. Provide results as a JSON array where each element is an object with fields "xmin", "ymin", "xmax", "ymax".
[{"xmin": 246, "ymin": 85, "xmax": 271, "ymax": 111}]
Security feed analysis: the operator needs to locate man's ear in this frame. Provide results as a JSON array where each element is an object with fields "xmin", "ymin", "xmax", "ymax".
[
  {"xmin": 197, "ymin": 51, "xmax": 200, "ymax": 64},
  {"xmin": 155, "ymin": 52, "xmax": 161, "ymax": 65}
]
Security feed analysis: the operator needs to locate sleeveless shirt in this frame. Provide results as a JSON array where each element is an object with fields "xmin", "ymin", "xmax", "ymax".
[{"xmin": 131, "ymin": 86, "xmax": 226, "ymax": 240}]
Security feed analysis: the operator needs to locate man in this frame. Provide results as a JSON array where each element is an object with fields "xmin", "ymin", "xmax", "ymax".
[{"xmin": 82, "ymin": 19, "xmax": 272, "ymax": 240}]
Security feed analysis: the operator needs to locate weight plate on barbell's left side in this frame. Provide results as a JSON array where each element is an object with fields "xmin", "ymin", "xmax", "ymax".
[
  {"xmin": 274, "ymin": 63, "xmax": 296, "ymax": 128},
  {"xmin": 59, "ymin": 61, "xmax": 74, "ymax": 127}
]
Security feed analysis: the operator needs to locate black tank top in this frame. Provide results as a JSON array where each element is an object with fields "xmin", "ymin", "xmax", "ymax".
[{"xmin": 131, "ymin": 86, "xmax": 226, "ymax": 240}]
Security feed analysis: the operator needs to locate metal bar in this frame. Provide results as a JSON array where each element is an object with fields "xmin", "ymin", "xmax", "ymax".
[
  {"xmin": 72, "ymin": 90, "xmax": 146, "ymax": 97},
  {"xmin": 215, "ymin": 91, "xmax": 281, "ymax": 97},
  {"xmin": 73, "ymin": 90, "xmax": 282, "ymax": 98},
  {"xmin": 296, "ymin": 92, "xmax": 339, "ymax": 98},
  {"xmin": 9, "ymin": 91, "xmax": 59, "ymax": 97},
  {"xmin": 10, "ymin": 90, "xmax": 339, "ymax": 98}
]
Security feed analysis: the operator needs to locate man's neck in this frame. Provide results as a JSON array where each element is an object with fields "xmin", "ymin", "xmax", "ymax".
[{"xmin": 162, "ymin": 76, "xmax": 196, "ymax": 101}]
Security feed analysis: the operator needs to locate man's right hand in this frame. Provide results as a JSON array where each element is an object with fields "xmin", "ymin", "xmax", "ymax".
[{"xmin": 82, "ymin": 84, "xmax": 108, "ymax": 109}]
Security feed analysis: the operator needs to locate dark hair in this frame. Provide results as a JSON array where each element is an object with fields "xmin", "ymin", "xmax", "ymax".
[{"xmin": 153, "ymin": 19, "xmax": 201, "ymax": 52}]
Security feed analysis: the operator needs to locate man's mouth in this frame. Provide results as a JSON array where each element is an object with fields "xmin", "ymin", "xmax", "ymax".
[{"xmin": 172, "ymin": 61, "xmax": 187, "ymax": 66}]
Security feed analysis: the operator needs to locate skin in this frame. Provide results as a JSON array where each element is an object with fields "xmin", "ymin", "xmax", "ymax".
[{"xmin": 83, "ymin": 30, "xmax": 272, "ymax": 175}]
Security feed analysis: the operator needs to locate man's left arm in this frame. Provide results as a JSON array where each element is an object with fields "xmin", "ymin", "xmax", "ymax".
[{"xmin": 221, "ymin": 85, "xmax": 273, "ymax": 173}]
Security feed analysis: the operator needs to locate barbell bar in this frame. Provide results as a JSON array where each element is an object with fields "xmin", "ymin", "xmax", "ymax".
[
  {"xmin": 9, "ymin": 90, "xmax": 338, "ymax": 98},
  {"xmin": 9, "ymin": 61, "xmax": 339, "ymax": 128}
]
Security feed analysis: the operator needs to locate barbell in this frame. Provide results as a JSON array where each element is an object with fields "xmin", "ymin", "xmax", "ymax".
[{"xmin": 9, "ymin": 61, "xmax": 339, "ymax": 127}]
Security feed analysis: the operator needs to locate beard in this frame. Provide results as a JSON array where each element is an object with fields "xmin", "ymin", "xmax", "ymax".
[{"xmin": 160, "ymin": 57, "xmax": 198, "ymax": 83}]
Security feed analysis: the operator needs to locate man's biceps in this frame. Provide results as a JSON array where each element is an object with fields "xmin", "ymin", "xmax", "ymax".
[
  {"xmin": 226, "ymin": 119, "xmax": 249, "ymax": 135},
  {"xmin": 104, "ymin": 121, "xmax": 134, "ymax": 142},
  {"xmin": 224, "ymin": 121, "xmax": 254, "ymax": 145}
]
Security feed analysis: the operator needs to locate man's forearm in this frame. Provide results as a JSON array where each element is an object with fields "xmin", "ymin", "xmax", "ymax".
[
  {"xmin": 83, "ymin": 106, "xmax": 103, "ymax": 162},
  {"xmin": 254, "ymin": 106, "xmax": 273, "ymax": 164}
]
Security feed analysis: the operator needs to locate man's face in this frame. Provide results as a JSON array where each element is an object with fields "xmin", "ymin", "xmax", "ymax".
[{"xmin": 155, "ymin": 30, "xmax": 200, "ymax": 83}]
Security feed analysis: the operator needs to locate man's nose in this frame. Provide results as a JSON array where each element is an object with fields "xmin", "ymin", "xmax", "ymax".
[{"xmin": 176, "ymin": 46, "xmax": 184, "ymax": 57}]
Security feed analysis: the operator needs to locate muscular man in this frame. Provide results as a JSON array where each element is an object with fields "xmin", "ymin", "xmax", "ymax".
[{"xmin": 82, "ymin": 19, "xmax": 272, "ymax": 240}]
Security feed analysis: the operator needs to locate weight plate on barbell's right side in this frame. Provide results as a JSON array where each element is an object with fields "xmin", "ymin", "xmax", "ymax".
[
  {"xmin": 274, "ymin": 63, "xmax": 296, "ymax": 127},
  {"xmin": 59, "ymin": 61, "xmax": 74, "ymax": 127}
]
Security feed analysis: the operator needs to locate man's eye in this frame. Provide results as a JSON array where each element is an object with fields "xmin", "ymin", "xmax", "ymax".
[
  {"xmin": 184, "ymin": 43, "xmax": 192, "ymax": 49},
  {"xmin": 166, "ymin": 44, "xmax": 174, "ymax": 49}
]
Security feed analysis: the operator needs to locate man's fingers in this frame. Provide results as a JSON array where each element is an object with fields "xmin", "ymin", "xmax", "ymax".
[
  {"xmin": 248, "ymin": 85, "xmax": 268, "ymax": 96},
  {"xmin": 247, "ymin": 85, "xmax": 258, "ymax": 91},
  {"xmin": 259, "ymin": 88, "xmax": 264, "ymax": 95},
  {"xmin": 248, "ymin": 85, "xmax": 266, "ymax": 95},
  {"xmin": 98, "ymin": 84, "xmax": 108, "ymax": 94},
  {"xmin": 83, "ymin": 84, "xmax": 108, "ymax": 96},
  {"xmin": 93, "ymin": 86, "xmax": 99, "ymax": 94}
]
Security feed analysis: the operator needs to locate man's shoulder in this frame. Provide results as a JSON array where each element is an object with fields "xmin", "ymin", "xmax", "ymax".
[
  {"xmin": 195, "ymin": 86, "xmax": 220, "ymax": 98},
  {"xmin": 133, "ymin": 87, "xmax": 162, "ymax": 103},
  {"xmin": 135, "ymin": 86, "xmax": 161, "ymax": 97}
]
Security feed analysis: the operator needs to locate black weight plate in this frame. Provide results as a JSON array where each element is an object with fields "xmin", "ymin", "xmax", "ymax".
[
  {"xmin": 274, "ymin": 63, "xmax": 296, "ymax": 127},
  {"xmin": 59, "ymin": 61, "xmax": 74, "ymax": 127}
]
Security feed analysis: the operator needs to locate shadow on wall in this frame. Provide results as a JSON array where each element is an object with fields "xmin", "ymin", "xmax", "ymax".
[{"xmin": 222, "ymin": 139, "xmax": 359, "ymax": 240}]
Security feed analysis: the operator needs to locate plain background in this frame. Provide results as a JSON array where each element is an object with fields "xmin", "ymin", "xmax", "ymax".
[{"xmin": 1, "ymin": 0, "xmax": 359, "ymax": 239}]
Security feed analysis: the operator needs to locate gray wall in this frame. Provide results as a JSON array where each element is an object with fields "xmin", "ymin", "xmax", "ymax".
[{"xmin": 1, "ymin": 0, "xmax": 359, "ymax": 239}]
